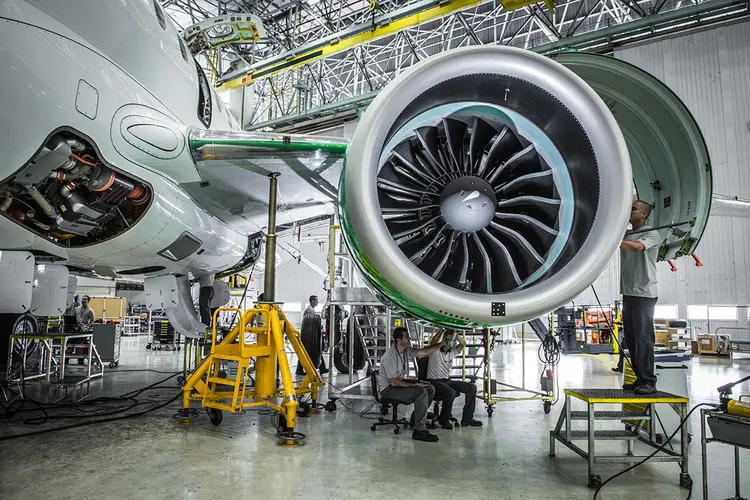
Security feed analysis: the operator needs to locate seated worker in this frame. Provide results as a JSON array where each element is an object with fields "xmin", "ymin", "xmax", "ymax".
[
  {"xmin": 378, "ymin": 327, "xmax": 447, "ymax": 442},
  {"xmin": 426, "ymin": 331, "xmax": 483, "ymax": 428}
]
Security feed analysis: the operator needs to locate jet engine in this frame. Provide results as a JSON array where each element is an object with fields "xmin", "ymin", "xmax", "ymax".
[{"xmin": 340, "ymin": 46, "xmax": 711, "ymax": 328}]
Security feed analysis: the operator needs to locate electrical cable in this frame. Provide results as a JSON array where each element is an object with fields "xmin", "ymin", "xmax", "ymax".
[
  {"xmin": 593, "ymin": 403, "xmax": 715, "ymax": 500},
  {"xmin": 0, "ymin": 392, "xmax": 182, "ymax": 441}
]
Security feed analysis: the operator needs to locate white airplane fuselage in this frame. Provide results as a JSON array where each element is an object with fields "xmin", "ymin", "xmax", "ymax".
[{"xmin": 0, "ymin": 0, "xmax": 248, "ymax": 278}]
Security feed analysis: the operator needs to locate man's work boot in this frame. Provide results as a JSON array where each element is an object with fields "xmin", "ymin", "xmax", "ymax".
[
  {"xmin": 412, "ymin": 429, "xmax": 439, "ymax": 442},
  {"xmin": 439, "ymin": 421, "xmax": 454, "ymax": 430},
  {"xmin": 634, "ymin": 385, "xmax": 656, "ymax": 395},
  {"xmin": 461, "ymin": 419, "xmax": 483, "ymax": 427},
  {"xmin": 622, "ymin": 382, "xmax": 639, "ymax": 391}
]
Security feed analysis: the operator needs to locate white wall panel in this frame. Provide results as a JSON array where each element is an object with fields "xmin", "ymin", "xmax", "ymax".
[{"xmin": 603, "ymin": 21, "xmax": 750, "ymax": 339}]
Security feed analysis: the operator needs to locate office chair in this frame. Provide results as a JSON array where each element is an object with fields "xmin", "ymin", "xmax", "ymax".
[
  {"xmin": 416, "ymin": 357, "xmax": 460, "ymax": 429},
  {"xmin": 369, "ymin": 369, "xmax": 411, "ymax": 434}
]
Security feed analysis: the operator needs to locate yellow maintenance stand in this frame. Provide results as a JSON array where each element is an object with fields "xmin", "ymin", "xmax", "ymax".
[
  {"xmin": 178, "ymin": 172, "xmax": 324, "ymax": 444},
  {"xmin": 180, "ymin": 303, "xmax": 324, "ymax": 442}
]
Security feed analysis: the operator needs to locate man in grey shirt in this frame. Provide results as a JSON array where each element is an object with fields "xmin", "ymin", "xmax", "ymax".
[
  {"xmin": 378, "ymin": 327, "xmax": 446, "ymax": 442},
  {"xmin": 75, "ymin": 295, "xmax": 95, "ymax": 331},
  {"xmin": 619, "ymin": 200, "xmax": 661, "ymax": 395}
]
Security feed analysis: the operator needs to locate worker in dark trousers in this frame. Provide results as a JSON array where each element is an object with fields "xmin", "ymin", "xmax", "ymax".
[
  {"xmin": 619, "ymin": 200, "xmax": 661, "ymax": 395},
  {"xmin": 426, "ymin": 331, "xmax": 482, "ymax": 428}
]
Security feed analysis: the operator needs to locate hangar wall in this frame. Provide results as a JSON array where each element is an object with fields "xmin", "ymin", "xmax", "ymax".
[{"xmin": 575, "ymin": 20, "xmax": 750, "ymax": 338}]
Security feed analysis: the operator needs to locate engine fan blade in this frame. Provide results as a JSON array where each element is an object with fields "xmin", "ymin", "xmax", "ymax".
[
  {"xmin": 495, "ymin": 170, "xmax": 554, "ymax": 198},
  {"xmin": 480, "ymin": 228, "xmax": 523, "ymax": 291},
  {"xmin": 479, "ymin": 126, "xmax": 523, "ymax": 178},
  {"xmin": 469, "ymin": 117, "xmax": 498, "ymax": 175},
  {"xmin": 471, "ymin": 232, "xmax": 494, "ymax": 293},
  {"xmin": 496, "ymin": 195, "xmax": 561, "ymax": 228},
  {"xmin": 443, "ymin": 118, "xmax": 468, "ymax": 173},
  {"xmin": 415, "ymin": 126, "xmax": 449, "ymax": 177}
]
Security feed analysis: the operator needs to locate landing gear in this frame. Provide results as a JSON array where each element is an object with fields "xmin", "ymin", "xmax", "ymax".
[{"xmin": 207, "ymin": 408, "xmax": 223, "ymax": 426}]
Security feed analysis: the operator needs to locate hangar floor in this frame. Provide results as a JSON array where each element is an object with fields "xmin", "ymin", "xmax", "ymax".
[{"xmin": 1, "ymin": 337, "xmax": 748, "ymax": 500}]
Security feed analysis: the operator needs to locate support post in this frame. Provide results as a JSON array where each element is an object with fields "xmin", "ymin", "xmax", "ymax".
[
  {"xmin": 256, "ymin": 173, "xmax": 280, "ymax": 398},
  {"xmin": 263, "ymin": 173, "xmax": 279, "ymax": 301}
]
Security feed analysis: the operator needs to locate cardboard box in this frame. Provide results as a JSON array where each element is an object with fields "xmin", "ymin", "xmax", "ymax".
[
  {"xmin": 698, "ymin": 334, "xmax": 718, "ymax": 354},
  {"xmin": 655, "ymin": 331, "xmax": 670, "ymax": 346}
]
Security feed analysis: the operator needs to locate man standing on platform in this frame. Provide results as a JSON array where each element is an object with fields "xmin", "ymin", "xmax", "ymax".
[{"xmin": 619, "ymin": 200, "xmax": 661, "ymax": 395}]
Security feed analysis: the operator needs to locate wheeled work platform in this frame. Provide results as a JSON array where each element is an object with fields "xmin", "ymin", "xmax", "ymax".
[{"xmin": 550, "ymin": 388, "xmax": 691, "ymax": 489}]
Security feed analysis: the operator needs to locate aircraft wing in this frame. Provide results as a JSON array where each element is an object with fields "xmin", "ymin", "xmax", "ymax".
[{"xmin": 182, "ymin": 129, "xmax": 347, "ymax": 235}]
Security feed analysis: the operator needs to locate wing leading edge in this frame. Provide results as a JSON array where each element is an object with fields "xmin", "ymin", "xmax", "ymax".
[{"xmin": 183, "ymin": 129, "xmax": 348, "ymax": 234}]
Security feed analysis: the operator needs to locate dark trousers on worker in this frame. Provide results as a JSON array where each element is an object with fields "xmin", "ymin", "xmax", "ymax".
[
  {"xmin": 380, "ymin": 384, "xmax": 435, "ymax": 431},
  {"xmin": 199, "ymin": 286, "xmax": 214, "ymax": 327},
  {"xmin": 428, "ymin": 378, "xmax": 477, "ymax": 423},
  {"xmin": 622, "ymin": 295, "xmax": 658, "ymax": 388}
]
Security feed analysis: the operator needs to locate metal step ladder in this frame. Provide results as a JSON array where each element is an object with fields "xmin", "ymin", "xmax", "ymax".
[
  {"xmin": 351, "ymin": 305, "xmax": 390, "ymax": 371},
  {"xmin": 550, "ymin": 388, "xmax": 691, "ymax": 489}
]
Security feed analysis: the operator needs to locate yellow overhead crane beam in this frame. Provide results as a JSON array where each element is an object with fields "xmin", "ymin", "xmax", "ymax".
[{"xmin": 218, "ymin": 0, "xmax": 553, "ymax": 91}]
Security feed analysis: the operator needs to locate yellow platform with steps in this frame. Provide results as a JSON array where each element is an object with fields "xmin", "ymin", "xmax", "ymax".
[{"xmin": 180, "ymin": 303, "xmax": 324, "ymax": 438}]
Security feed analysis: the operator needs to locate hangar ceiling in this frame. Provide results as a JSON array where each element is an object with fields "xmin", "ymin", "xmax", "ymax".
[{"xmin": 161, "ymin": 0, "xmax": 749, "ymax": 131}]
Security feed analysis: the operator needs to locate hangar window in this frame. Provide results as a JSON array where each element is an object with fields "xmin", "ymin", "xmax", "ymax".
[
  {"xmin": 654, "ymin": 304, "xmax": 679, "ymax": 320},
  {"xmin": 153, "ymin": 0, "xmax": 167, "ymax": 30},
  {"xmin": 282, "ymin": 302, "xmax": 302, "ymax": 312},
  {"xmin": 688, "ymin": 305, "xmax": 738, "ymax": 321}
]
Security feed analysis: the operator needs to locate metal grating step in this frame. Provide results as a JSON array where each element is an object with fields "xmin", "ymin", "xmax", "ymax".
[
  {"xmin": 567, "ymin": 430, "xmax": 637, "ymax": 440},
  {"xmin": 570, "ymin": 411, "xmax": 650, "ymax": 421}
]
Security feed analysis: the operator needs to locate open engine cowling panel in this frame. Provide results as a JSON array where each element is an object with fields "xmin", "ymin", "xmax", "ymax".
[
  {"xmin": 0, "ymin": 130, "xmax": 152, "ymax": 247},
  {"xmin": 340, "ymin": 46, "xmax": 712, "ymax": 329}
]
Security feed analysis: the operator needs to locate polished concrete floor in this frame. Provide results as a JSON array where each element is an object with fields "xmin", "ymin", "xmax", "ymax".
[{"xmin": 1, "ymin": 335, "xmax": 749, "ymax": 500}]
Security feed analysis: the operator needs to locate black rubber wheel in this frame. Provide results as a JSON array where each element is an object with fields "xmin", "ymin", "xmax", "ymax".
[
  {"xmin": 146, "ymin": 344, "xmax": 151, "ymax": 349},
  {"xmin": 0, "ymin": 313, "xmax": 39, "ymax": 373},
  {"xmin": 394, "ymin": 427, "xmax": 400, "ymax": 435},
  {"xmin": 114, "ymin": 361, "xmax": 119, "ymax": 367},
  {"xmin": 371, "ymin": 425, "xmax": 377, "ymax": 431},
  {"xmin": 589, "ymin": 475, "xmax": 602, "ymax": 489},
  {"xmin": 109, "ymin": 362, "xmax": 115, "ymax": 368},
  {"xmin": 172, "ymin": 347, "xmax": 177, "ymax": 352},
  {"xmin": 543, "ymin": 401, "xmax": 552, "ymax": 414},
  {"xmin": 207, "ymin": 408, "xmax": 222, "ymax": 426},
  {"xmin": 487, "ymin": 406, "xmax": 494, "ymax": 417},
  {"xmin": 297, "ymin": 401, "xmax": 312, "ymax": 418},
  {"xmin": 277, "ymin": 413, "xmax": 288, "ymax": 432},
  {"xmin": 680, "ymin": 474, "xmax": 693, "ymax": 488},
  {"xmin": 177, "ymin": 346, "xmax": 181, "ymax": 351},
  {"xmin": 325, "ymin": 400, "xmax": 337, "ymax": 412},
  {"xmin": 177, "ymin": 376, "xmax": 186, "ymax": 385}
]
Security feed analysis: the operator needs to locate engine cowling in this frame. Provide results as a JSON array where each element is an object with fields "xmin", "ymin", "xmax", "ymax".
[{"xmin": 339, "ymin": 45, "xmax": 711, "ymax": 328}]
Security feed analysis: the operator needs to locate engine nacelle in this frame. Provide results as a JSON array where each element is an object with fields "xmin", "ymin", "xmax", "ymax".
[{"xmin": 340, "ymin": 46, "xmax": 711, "ymax": 328}]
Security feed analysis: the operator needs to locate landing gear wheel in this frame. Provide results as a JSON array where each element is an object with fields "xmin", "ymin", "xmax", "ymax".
[
  {"xmin": 543, "ymin": 401, "xmax": 552, "ymax": 414},
  {"xmin": 324, "ymin": 400, "xmax": 337, "ymax": 412},
  {"xmin": 297, "ymin": 401, "xmax": 312, "ymax": 418},
  {"xmin": 207, "ymin": 408, "xmax": 223, "ymax": 426},
  {"xmin": 588, "ymin": 475, "xmax": 602, "ymax": 489},
  {"xmin": 679, "ymin": 473, "xmax": 693, "ymax": 489},
  {"xmin": 393, "ymin": 427, "xmax": 400, "ymax": 435}
]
